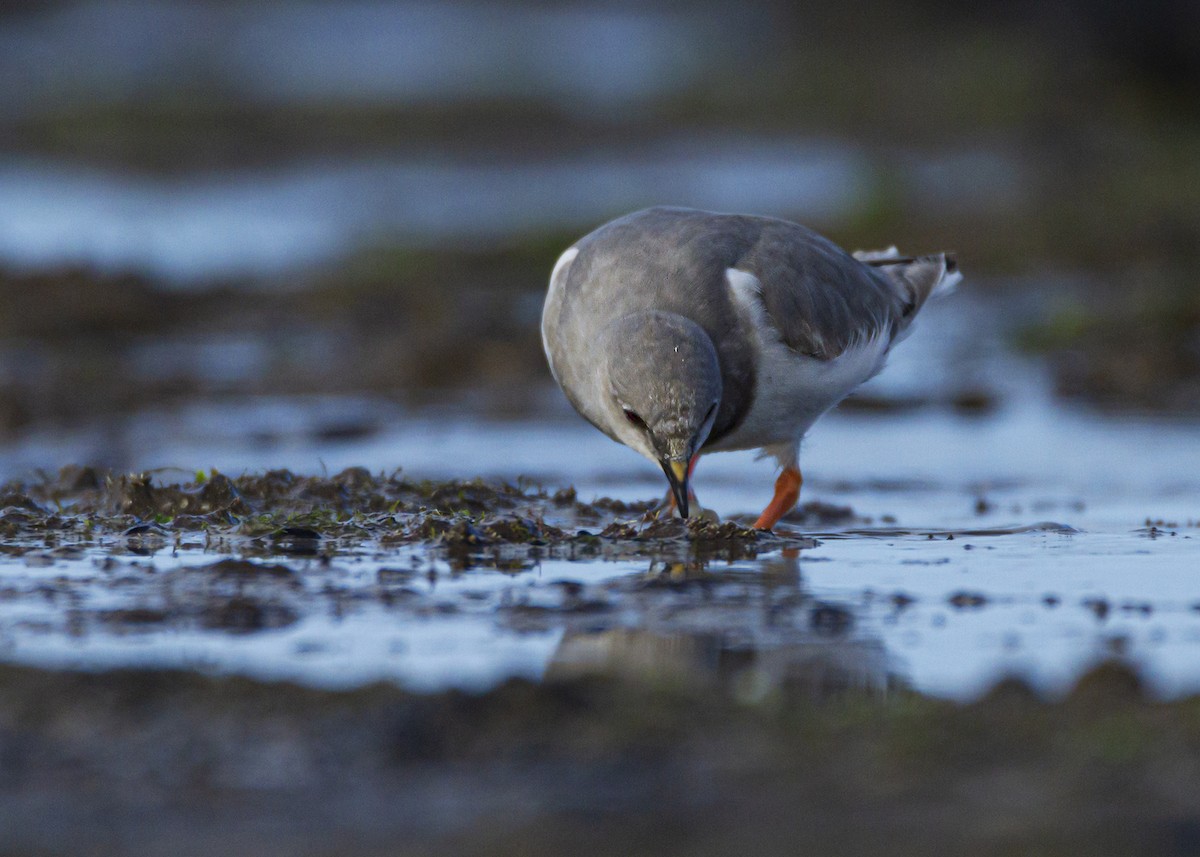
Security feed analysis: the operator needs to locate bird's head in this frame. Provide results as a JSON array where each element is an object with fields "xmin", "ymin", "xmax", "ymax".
[{"xmin": 602, "ymin": 311, "xmax": 722, "ymax": 517}]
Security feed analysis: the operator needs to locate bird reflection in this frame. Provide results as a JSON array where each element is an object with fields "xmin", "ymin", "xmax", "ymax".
[{"xmin": 546, "ymin": 551, "xmax": 900, "ymax": 697}]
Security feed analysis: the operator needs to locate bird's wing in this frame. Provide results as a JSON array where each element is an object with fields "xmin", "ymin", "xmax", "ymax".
[
  {"xmin": 579, "ymin": 207, "xmax": 948, "ymax": 361},
  {"xmin": 732, "ymin": 218, "xmax": 915, "ymax": 360}
]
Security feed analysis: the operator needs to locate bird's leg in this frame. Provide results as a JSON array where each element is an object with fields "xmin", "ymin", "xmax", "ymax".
[{"xmin": 752, "ymin": 466, "xmax": 802, "ymax": 530}]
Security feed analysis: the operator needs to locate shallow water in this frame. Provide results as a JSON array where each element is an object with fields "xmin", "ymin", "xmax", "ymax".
[
  {"xmin": 0, "ymin": 142, "xmax": 867, "ymax": 281},
  {"xmin": 1, "ymin": 504, "xmax": 1196, "ymax": 702},
  {"xmin": 2, "ymin": 297, "xmax": 1199, "ymax": 699}
]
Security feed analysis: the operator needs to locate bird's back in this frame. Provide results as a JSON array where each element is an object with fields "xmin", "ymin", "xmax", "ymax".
[
  {"xmin": 543, "ymin": 207, "xmax": 949, "ymax": 445},
  {"xmin": 557, "ymin": 207, "xmax": 907, "ymax": 354}
]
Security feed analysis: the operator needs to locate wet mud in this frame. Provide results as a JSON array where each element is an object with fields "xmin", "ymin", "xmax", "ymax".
[
  {"xmin": 2, "ymin": 468, "xmax": 1200, "ymax": 852},
  {"xmin": 0, "ymin": 238, "xmax": 560, "ymax": 435},
  {"xmin": 1019, "ymin": 282, "xmax": 1200, "ymax": 412},
  {"xmin": 2, "ymin": 660, "xmax": 1200, "ymax": 856},
  {"xmin": 1, "ymin": 466, "xmax": 808, "ymax": 558}
]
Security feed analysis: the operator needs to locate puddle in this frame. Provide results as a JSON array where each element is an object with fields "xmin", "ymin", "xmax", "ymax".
[
  {"xmin": 2, "ymin": 513, "xmax": 1199, "ymax": 700},
  {"xmin": 0, "ymin": 467, "xmax": 1198, "ymax": 701}
]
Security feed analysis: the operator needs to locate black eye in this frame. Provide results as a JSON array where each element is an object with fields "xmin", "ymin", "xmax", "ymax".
[{"xmin": 623, "ymin": 408, "xmax": 647, "ymax": 430}]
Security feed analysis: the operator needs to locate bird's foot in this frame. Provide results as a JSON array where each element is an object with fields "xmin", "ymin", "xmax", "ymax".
[{"xmin": 752, "ymin": 466, "xmax": 803, "ymax": 531}]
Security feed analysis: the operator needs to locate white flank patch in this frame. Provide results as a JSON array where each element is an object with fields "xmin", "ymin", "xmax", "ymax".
[
  {"xmin": 716, "ymin": 268, "xmax": 891, "ymax": 461},
  {"xmin": 541, "ymin": 245, "xmax": 579, "ymax": 375}
]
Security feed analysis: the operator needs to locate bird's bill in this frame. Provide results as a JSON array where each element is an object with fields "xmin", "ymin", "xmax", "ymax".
[{"xmin": 660, "ymin": 459, "xmax": 690, "ymax": 519}]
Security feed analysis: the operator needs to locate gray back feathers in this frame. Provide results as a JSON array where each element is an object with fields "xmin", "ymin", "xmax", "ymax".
[
  {"xmin": 569, "ymin": 207, "xmax": 915, "ymax": 358},
  {"xmin": 543, "ymin": 207, "xmax": 957, "ymax": 446}
]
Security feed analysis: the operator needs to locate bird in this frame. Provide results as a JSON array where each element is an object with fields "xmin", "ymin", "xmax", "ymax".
[{"xmin": 541, "ymin": 206, "xmax": 960, "ymax": 530}]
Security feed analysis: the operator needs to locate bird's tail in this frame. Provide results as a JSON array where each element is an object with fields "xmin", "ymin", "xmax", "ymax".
[{"xmin": 854, "ymin": 247, "xmax": 961, "ymax": 315}]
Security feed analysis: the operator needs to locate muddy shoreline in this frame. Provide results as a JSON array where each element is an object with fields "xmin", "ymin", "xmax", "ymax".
[
  {"xmin": 1, "ymin": 472, "xmax": 1199, "ymax": 853},
  {"xmin": 2, "ymin": 660, "xmax": 1199, "ymax": 856},
  {"xmin": 0, "ymin": 466, "xmax": 817, "ymax": 556}
]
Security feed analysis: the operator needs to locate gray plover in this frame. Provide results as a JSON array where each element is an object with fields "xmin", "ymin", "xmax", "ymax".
[{"xmin": 541, "ymin": 207, "xmax": 960, "ymax": 530}]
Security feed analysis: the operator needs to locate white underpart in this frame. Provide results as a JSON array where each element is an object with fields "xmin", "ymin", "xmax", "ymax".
[
  {"xmin": 541, "ymin": 245, "xmax": 578, "ymax": 379},
  {"xmin": 714, "ymin": 268, "xmax": 891, "ymax": 468}
]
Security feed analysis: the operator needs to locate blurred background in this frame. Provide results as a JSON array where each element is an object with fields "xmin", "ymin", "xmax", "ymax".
[{"xmin": 1, "ymin": 0, "xmax": 1198, "ymax": 480}]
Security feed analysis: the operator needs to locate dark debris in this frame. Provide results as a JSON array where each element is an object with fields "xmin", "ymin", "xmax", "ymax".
[{"xmin": 0, "ymin": 466, "xmax": 815, "ymax": 562}]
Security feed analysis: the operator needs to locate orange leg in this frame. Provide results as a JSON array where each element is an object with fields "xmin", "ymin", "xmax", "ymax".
[{"xmin": 752, "ymin": 466, "xmax": 802, "ymax": 530}]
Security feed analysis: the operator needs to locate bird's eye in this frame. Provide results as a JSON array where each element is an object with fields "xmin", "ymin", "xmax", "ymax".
[{"xmin": 623, "ymin": 408, "xmax": 647, "ymax": 430}]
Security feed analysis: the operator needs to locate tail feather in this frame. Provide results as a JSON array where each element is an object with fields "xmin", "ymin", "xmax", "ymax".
[{"xmin": 854, "ymin": 248, "xmax": 961, "ymax": 314}]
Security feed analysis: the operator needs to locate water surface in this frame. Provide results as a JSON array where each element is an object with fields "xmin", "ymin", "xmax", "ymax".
[{"xmin": 2, "ymin": 298, "xmax": 1198, "ymax": 699}]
